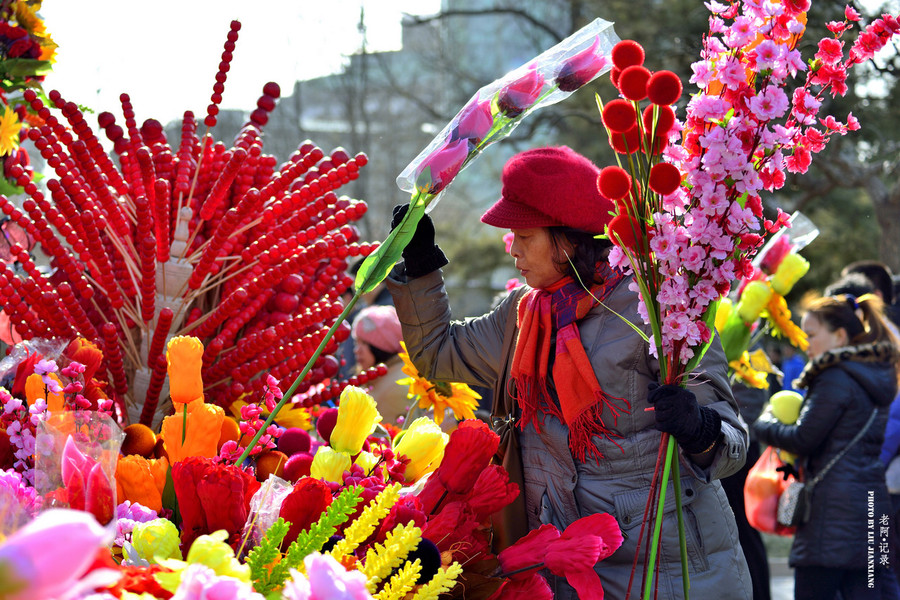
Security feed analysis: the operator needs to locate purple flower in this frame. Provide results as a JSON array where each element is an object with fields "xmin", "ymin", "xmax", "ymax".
[
  {"xmin": 414, "ymin": 138, "xmax": 469, "ymax": 194},
  {"xmin": 497, "ymin": 68, "xmax": 545, "ymax": 117},
  {"xmin": 452, "ymin": 97, "xmax": 494, "ymax": 145},
  {"xmin": 555, "ymin": 36, "xmax": 608, "ymax": 92}
]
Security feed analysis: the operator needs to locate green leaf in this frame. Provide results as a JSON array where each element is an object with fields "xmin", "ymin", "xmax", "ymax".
[
  {"xmin": 265, "ymin": 486, "xmax": 365, "ymax": 590},
  {"xmin": 161, "ymin": 466, "xmax": 180, "ymax": 528},
  {"xmin": 247, "ymin": 518, "xmax": 290, "ymax": 593},
  {"xmin": 683, "ymin": 300, "xmax": 721, "ymax": 374},
  {"xmin": 717, "ymin": 308, "xmax": 752, "ymax": 364},
  {"xmin": 0, "ymin": 176, "xmax": 25, "ymax": 197},
  {"xmin": 355, "ymin": 194, "xmax": 429, "ymax": 294},
  {"xmin": 0, "ymin": 58, "xmax": 53, "ymax": 78}
]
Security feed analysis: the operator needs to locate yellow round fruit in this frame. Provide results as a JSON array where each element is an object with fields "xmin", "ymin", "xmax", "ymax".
[{"xmin": 769, "ymin": 390, "xmax": 804, "ymax": 424}]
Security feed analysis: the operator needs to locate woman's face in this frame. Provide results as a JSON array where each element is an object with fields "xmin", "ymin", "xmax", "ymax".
[
  {"xmin": 801, "ymin": 313, "xmax": 848, "ymax": 360},
  {"xmin": 354, "ymin": 340, "xmax": 376, "ymax": 370},
  {"xmin": 508, "ymin": 228, "xmax": 569, "ymax": 290}
]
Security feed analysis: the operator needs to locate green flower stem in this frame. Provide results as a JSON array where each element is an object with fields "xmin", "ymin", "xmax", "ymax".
[
  {"xmin": 235, "ymin": 292, "xmax": 362, "ymax": 465},
  {"xmin": 643, "ymin": 434, "xmax": 676, "ymax": 599},
  {"xmin": 671, "ymin": 448, "xmax": 690, "ymax": 597}
]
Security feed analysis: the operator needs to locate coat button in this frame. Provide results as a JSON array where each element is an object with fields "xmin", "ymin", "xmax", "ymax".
[{"xmin": 571, "ymin": 474, "xmax": 577, "ymax": 483}]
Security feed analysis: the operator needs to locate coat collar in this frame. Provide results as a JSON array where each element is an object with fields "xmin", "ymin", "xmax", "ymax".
[{"xmin": 794, "ymin": 340, "xmax": 899, "ymax": 390}]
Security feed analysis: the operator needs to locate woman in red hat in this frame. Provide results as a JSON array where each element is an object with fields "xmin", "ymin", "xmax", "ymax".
[{"xmin": 386, "ymin": 146, "xmax": 751, "ymax": 599}]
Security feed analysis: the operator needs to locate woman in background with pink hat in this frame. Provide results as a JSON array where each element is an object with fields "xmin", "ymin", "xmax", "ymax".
[
  {"xmin": 386, "ymin": 146, "xmax": 751, "ymax": 599},
  {"xmin": 351, "ymin": 304, "xmax": 410, "ymax": 426}
]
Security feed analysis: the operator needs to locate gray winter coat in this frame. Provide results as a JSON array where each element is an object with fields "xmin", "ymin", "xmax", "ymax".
[{"xmin": 388, "ymin": 267, "xmax": 752, "ymax": 599}]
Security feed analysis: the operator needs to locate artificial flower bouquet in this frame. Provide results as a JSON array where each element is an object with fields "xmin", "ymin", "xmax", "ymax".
[
  {"xmin": 0, "ymin": 331, "xmax": 625, "ymax": 599},
  {"xmin": 596, "ymin": 2, "xmax": 900, "ymax": 597},
  {"xmin": 715, "ymin": 211, "xmax": 817, "ymax": 388}
]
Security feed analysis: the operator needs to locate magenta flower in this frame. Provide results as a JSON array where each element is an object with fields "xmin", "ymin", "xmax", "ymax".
[
  {"xmin": 556, "ymin": 36, "xmax": 608, "ymax": 92},
  {"xmin": 497, "ymin": 68, "xmax": 545, "ymax": 117},
  {"xmin": 173, "ymin": 563, "xmax": 265, "ymax": 599},
  {"xmin": 61, "ymin": 435, "xmax": 116, "ymax": 525},
  {"xmin": 453, "ymin": 97, "xmax": 494, "ymax": 145},
  {"xmin": 544, "ymin": 513, "xmax": 623, "ymax": 599},
  {"xmin": 414, "ymin": 138, "xmax": 469, "ymax": 194},
  {"xmin": 282, "ymin": 552, "xmax": 373, "ymax": 600}
]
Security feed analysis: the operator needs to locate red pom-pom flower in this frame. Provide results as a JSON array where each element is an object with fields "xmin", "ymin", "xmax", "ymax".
[
  {"xmin": 611, "ymin": 40, "xmax": 645, "ymax": 70},
  {"xmin": 647, "ymin": 70, "xmax": 683, "ymax": 105},
  {"xmin": 648, "ymin": 162, "xmax": 682, "ymax": 195},
  {"xmin": 618, "ymin": 65, "xmax": 651, "ymax": 101},
  {"xmin": 597, "ymin": 166, "xmax": 632, "ymax": 200}
]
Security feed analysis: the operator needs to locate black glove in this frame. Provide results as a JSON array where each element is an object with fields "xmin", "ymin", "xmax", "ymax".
[
  {"xmin": 775, "ymin": 462, "xmax": 799, "ymax": 481},
  {"xmin": 391, "ymin": 203, "xmax": 448, "ymax": 278},
  {"xmin": 647, "ymin": 383, "xmax": 722, "ymax": 455}
]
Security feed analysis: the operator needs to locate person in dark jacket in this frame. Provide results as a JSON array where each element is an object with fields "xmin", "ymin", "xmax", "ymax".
[
  {"xmin": 387, "ymin": 147, "xmax": 751, "ymax": 599},
  {"xmin": 754, "ymin": 293, "xmax": 900, "ymax": 600}
]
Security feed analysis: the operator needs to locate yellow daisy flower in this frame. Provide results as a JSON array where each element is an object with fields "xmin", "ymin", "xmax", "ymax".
[
  {"xmin": 0, "ymin": 107, "xmax": 22, "ymax": 156},
  {"xmin": 729, "ymin": 349, "xmax": 772, "ymax": 389},
  {"xmin": 397, "ymin": 342, "xmax": 480, "ymax": 426},
  {"xmin": 765, "ymin": 293, "xmax": 809, "ymax": 351}
]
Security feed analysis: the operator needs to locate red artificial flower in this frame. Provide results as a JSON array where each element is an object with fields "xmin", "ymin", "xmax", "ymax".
[
  {"xmin": 618, "ymin": 65, "xmax": 651, "ymax": 101},
  {"xmin": 279, "ymin": 477, "xmax": 333, "ymax": 548},
  {"xmin": 490, "ymin": 573, "xmax": 553, "ymax": 600},
  {"xmin": 646, "ymin": 70, "xmax": 683, "ymax": 106},
  {"xmin": 435, "ymin": 420, "xmax": 499, "ymax": 495},
  {"xmin": 609, "ymin": 124, "xmax": 641, "ymax": 155},
  {"xmin": 454, "ymin": 97, "xmax": 494, "ymax": 145},
  {"xmin": 497, "ymin": 69, "xmax": 546, "ymax": 117},
  {"xmin": 422, "ymin": 500, "xmax": 490, "ymax": 562},
  {"xmin": 555, "ymin": 36, "xmax": 607, "ymax": 92},
  {"xmin": 105, "ymin": 564, "xmax": 174, "ymax": 599},
  {"xmin": 463, "ymin": 464, "xmax": 520, "ymax": 522},
  {"xmin": 375, "ymin": 495, "xmax": 427, "ymax": 542},
  {"xmin": 496, "ymin": 523, "xmax": 559, "ymax": 578},
  {"xmin": 602, "ymin": 99, "xmax": 637, "ymax": 134},
  {"xmin": 611, "ymin": 40, "xmax": 645, "ymax": 70},
  {"xmin": 415, "ymin": 138, "xmax": 469, "ymax": 194},
  {"xmin": 172, "ymin": 456, "xmax": 260, "ymax": 550},
  {"xmin": 648, "ymin": 162, "xmax": 681, "ymax": 196},
  {"xmin": 609, "ymin": 66, "xmax": 621, "ymax": 87},
  {"xmin": 598, "ymin": 166, "xmax": 632, "ymax": 200},
  {"xmin": 642, "ymin": 104, "xmax": 676, "ymax": 135},
  {"xmin": 10, "ymin": 349, "xmax": 41, "ymax": 398},
  {"xmin": 607, "ymin": 214, "xmax": 645, "ymax": 253}
]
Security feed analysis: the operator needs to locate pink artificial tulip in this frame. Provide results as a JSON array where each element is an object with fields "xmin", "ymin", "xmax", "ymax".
[
  {"xmin": 497, "ymin": 68, "xmax": 545, "ymax": 117},
  {"xmin": 414, "ymin": 138, "xmax": 469, "ymax": 194},
  {"xmin": 496, "ymin": 523, "xmax": 559, "ymax": 578},
  {"xmin": 61, "ymin": 435, "xmax": 116, "ymax": 525},
  {"xmin": 0, "ymin": 508, "xmax": 113, "ymax": 600},
  {"xmin": 556, "ymin": 37, "xmax": 608, "ymax": 92},
  {"xmin": 453, "ymin": 97, "xmax": 494, "ymax": 144}
]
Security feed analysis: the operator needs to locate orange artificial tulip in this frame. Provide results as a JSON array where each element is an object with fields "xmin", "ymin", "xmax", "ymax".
[
  {"xmin": 166, "ymin": 336, "xmax": 205, "ymax": 405},
  {"xmin": 160, "ymin": 398, "xmax": 224, "ymax": 464},
  {"xmin": 25, "ymin": 372, "xmax": 64, "ymax": 412},
  {"xmin": 115, "ymin": 454, "xmax": 163, "ymax": 512}
]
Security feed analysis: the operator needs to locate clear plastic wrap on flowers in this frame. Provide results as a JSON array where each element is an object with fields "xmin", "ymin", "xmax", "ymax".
[
  {"xmin": 241, "ymin": 474, "xmax": 293, "ymax": 547},
  {"xmin": 395, "ymin": 17, "xmax": 619, "ymax": 210},
  {"xmin": 34, "ymin": 411, "xmax": 124, "ymax": 525}
]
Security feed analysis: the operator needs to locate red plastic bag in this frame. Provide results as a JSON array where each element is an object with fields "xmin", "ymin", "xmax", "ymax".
[{"xmin": 744, "ymin": 445, "xmax": 796, "ymax": 536}]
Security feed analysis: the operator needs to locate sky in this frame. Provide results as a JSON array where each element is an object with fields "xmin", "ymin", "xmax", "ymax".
[{"xmin": 39, "ymin": 0, "xmax": 441, "ymax": 125}]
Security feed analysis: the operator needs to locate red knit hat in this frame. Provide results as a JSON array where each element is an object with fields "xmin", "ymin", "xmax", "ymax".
[{"xmin": 481, "ymin": 146, "xmax": 614, "ymax": 235}]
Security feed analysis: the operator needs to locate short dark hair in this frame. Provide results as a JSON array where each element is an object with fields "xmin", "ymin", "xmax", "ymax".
[
  {"xmin": 841, "ymin": 261, "xmax": 894, "ymax": 304},
  {"xmin": 547, "ymin": 226, "xmax": 613, "ymax": 287},
  {"xmin": 824, "ymin": 272, "xmax": 875, "ymax": 298}
]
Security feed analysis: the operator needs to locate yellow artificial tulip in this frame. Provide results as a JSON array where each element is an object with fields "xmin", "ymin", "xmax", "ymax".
[
  {"xmin": 311, "ymin": 447, "xmax": 352, "ymax": 483},
  {"xmin": 392, "ymin": 417, "xmax": 448, "ymax": 483},
  {"xmin": 354, "ymin": 450, "xmax": 380, "ymax": 474},
  {"xmin": 330, "ymin": 386, "xmax": 382, "ymax": 455},
  {"xmin": 166, "ymin": 336, "xmax": 205, "ymax": 405},
  {"xmin": 714, "ymin": 297, "xmax": 733, "ymax": 334},
  {"xmin": 736, "ymin": 280, "xmax": 773, "ymax": 323},
  {"xmin": 771, "ymin": 252, "xmax": 810, "ymax": 296},
  {"xmin": 115, "ymin": 454, "xmax": 164, "ymax": 512}
]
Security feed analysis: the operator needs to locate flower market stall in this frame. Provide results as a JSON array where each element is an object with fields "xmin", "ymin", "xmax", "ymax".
[{"xmin": 2, "ymin": 0, "xmax": 900, "ymax": 599}]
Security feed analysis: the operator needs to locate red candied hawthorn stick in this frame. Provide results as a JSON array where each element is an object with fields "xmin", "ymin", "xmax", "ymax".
[
  {"xmin": 139, "ymin": 354, "xmax": 168, "ymax": 427},
  {"xmin": 147, "ymin": 307, "xmax": 174, "ymax": 371},
  {"xmin": 154, "ymin": 179, "xmax": 172, "ymax": 262},
  {"xmin": 205, "ymin": 20, "xmax": 240, "ymax": 128},
  {"xmin": 101, "ymin": 322, "xmax": 129, "ymax": 397},
  {"xmin": 199, "ymin": 146, "xmax": 247, "ymax": 220},
  {"xmin": 57, "ymin": 281, "xmax": 99, "ymax": 343},
  {"xmin": 188, "ymin": 287, "xmax": 249, "ymax": 339}
]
